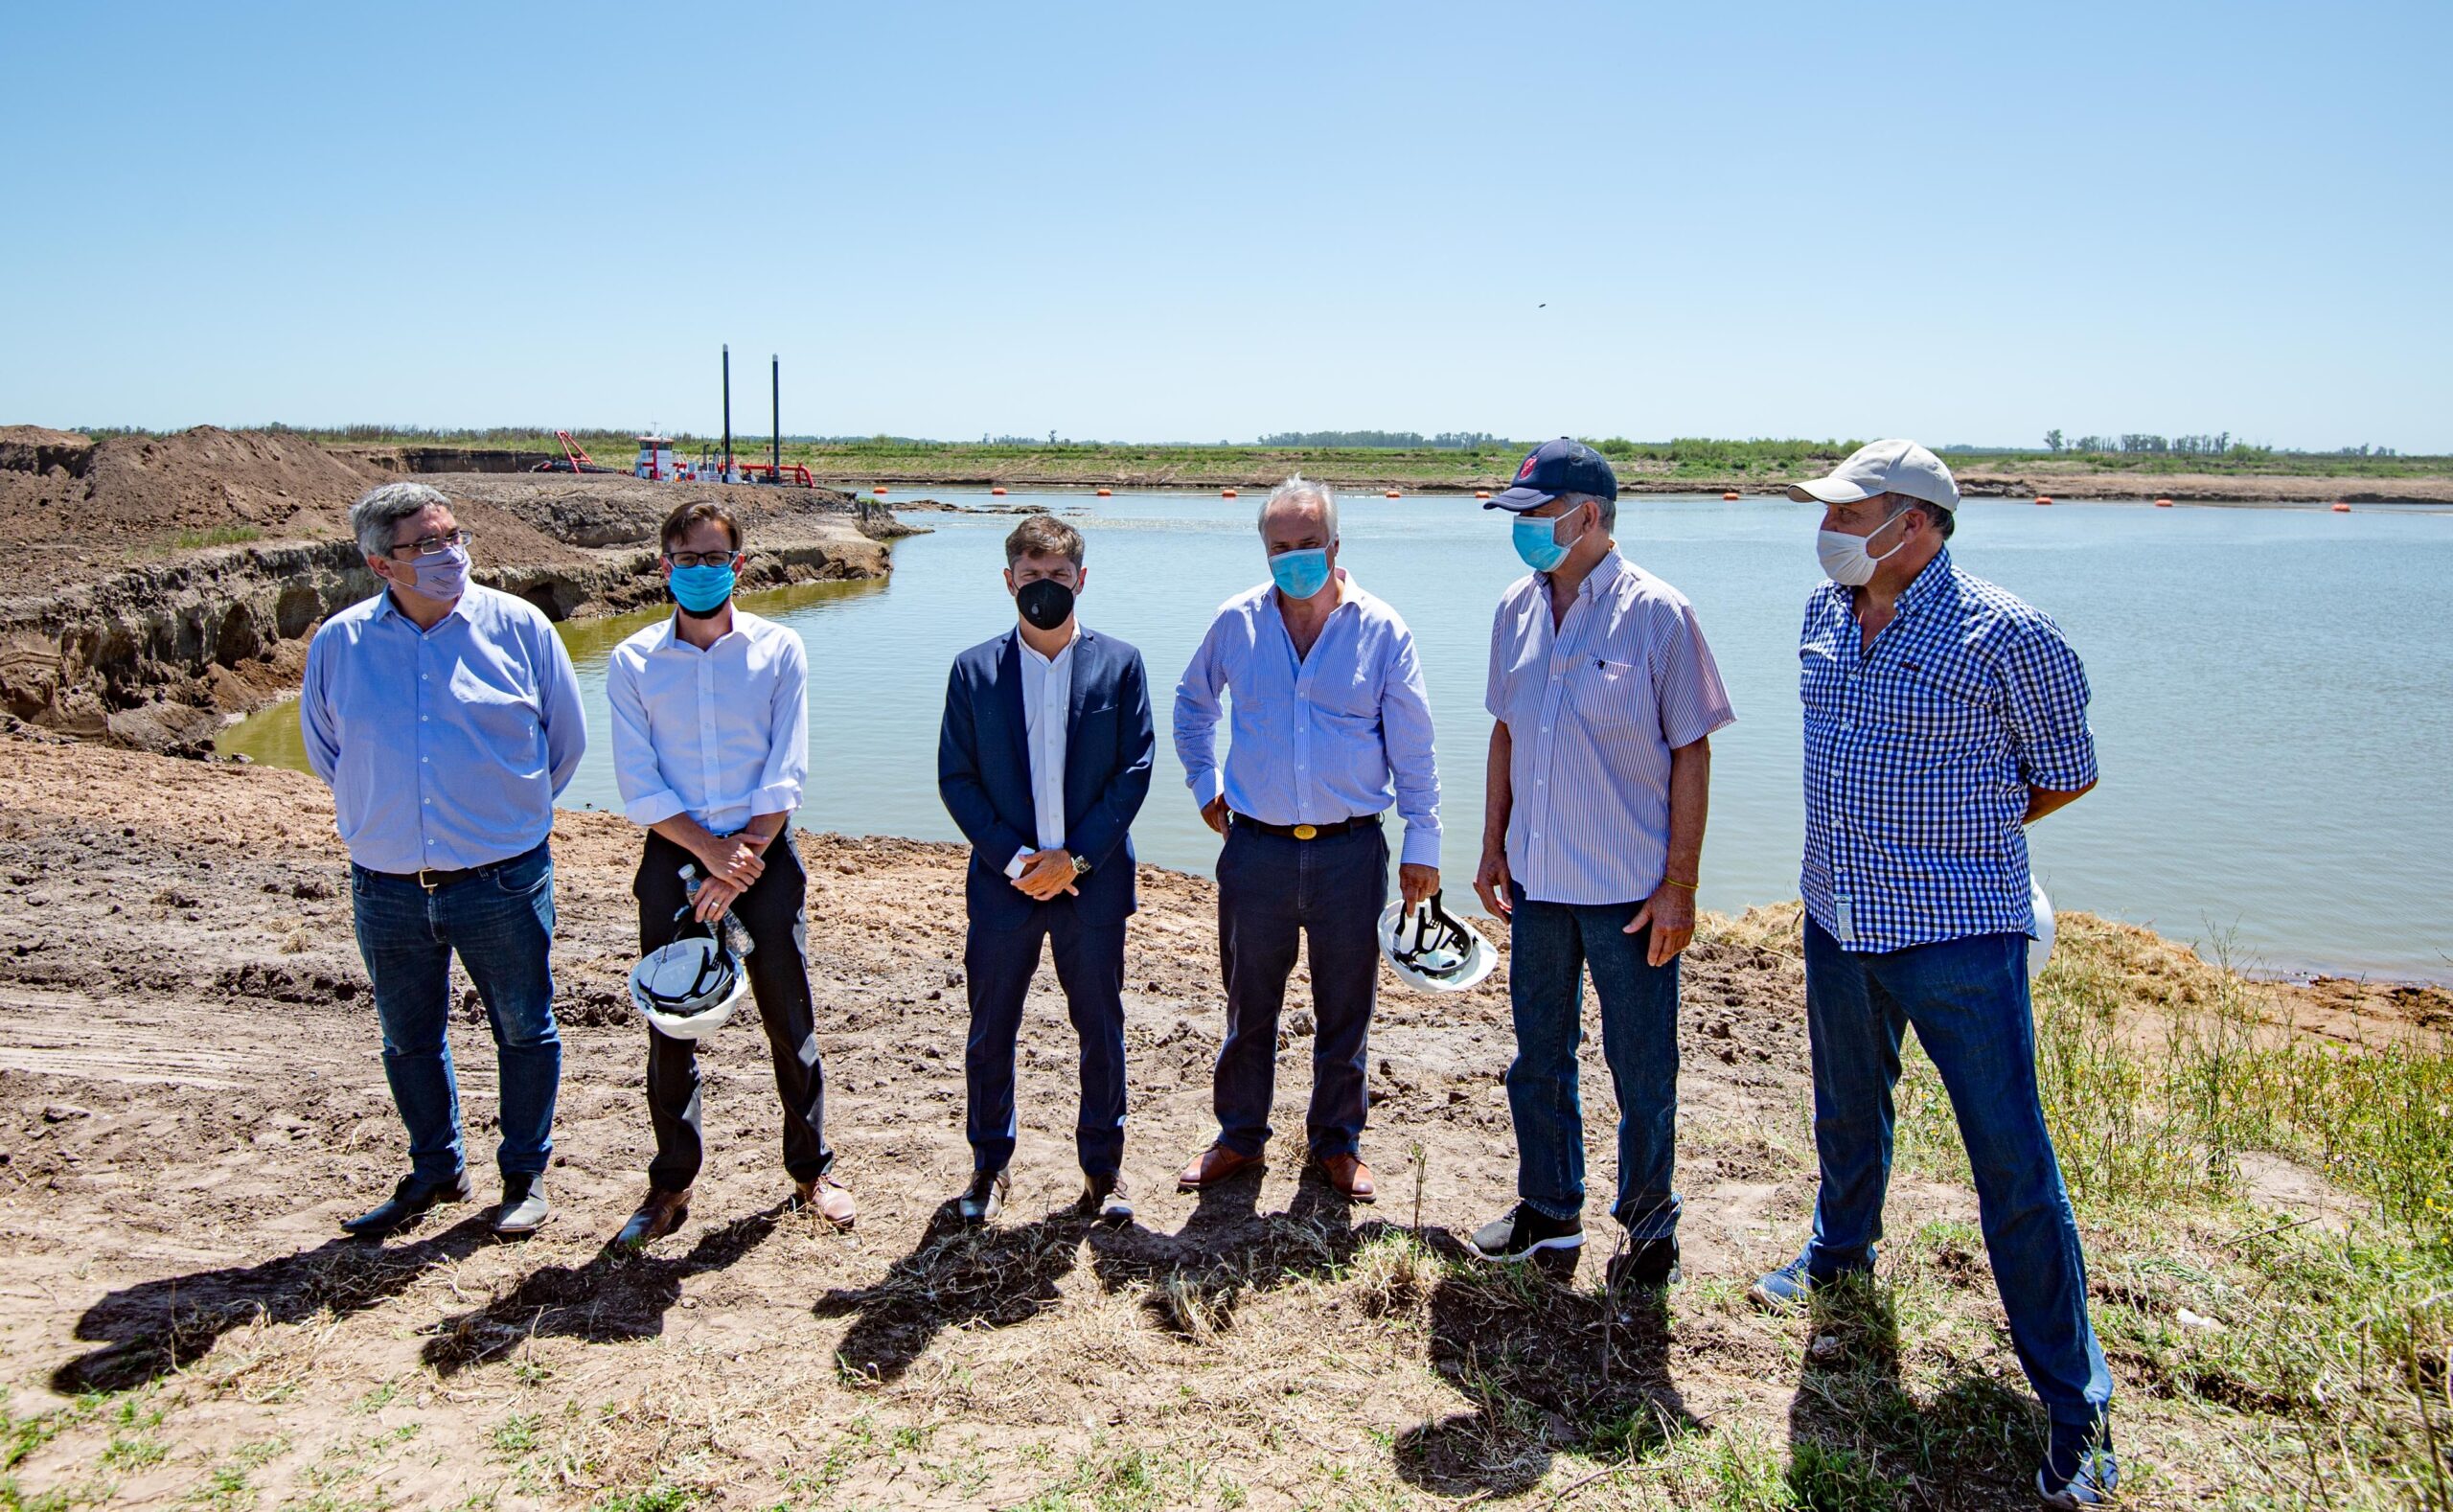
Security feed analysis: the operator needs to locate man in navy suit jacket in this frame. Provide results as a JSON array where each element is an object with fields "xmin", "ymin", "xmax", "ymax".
[{"xmin": 937, "ymin": 515, "xmax": 1155, "ymax": 1225}]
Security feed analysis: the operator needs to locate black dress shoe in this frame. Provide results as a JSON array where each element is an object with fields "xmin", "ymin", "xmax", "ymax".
[
  {"xmin": 955, "ymin": 1169, "xmax": 1008, "ymax": 1226},
  {"xmin": 341, "ymin": 1170, "xmax": 472, "ymax": 1238},
  {"xmin": 1606, "ymin": 1237, "xmax": 1684, "ymax": 1293},
  {"xmin": 1081, "ymin": 1172, "xmax": 1133, "ymax": 1226},
  {"xmin": 492, "ymin": 1174, "xmax": 552, "ymax": 1238}
]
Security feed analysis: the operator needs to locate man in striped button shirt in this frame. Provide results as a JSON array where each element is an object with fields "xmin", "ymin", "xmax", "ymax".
[
  {"xmin": 1467, "ymin": 439, "xmax": 1734, "ymax": 1288},
  {"xmin": 1755, "ymin": 440, "xmax": 2118, "ymax": 1509}
]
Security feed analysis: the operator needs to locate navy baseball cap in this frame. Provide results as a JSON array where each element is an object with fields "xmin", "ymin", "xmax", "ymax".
[{"xmin": 1485, "ymin": 437, "xmax": 1619, "ymax": 512}]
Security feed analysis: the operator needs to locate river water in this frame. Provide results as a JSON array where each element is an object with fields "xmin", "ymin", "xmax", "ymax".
[{"xmin": 222, "ymin": 491, "xmax": 2453, "ymax": 981}]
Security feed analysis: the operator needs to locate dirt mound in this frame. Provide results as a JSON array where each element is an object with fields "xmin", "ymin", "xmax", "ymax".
[
  {"xmin": 0, "ymin": 427, "xmax": 375, "ymax": 564},
  {"xmin": 0, "ymin": 431, "xmax": 893, "ymax": 754},
  {"xmin": 0, "ymin": 425, "xmax": 93, "ymax": 474}
]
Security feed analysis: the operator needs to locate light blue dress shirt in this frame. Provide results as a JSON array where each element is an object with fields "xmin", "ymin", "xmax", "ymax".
[
  {"xmin": 301, "ymin": 584, "xmax": 586, "ymax": 874},
  {"xmin": 1486, "ymin": 550, "xmax": 1734, "ymax": 905},
  {"xmin": 1173, "ymin": 572, "xmax": 1441, "ymax": 868},
  {"xmin": 605, "ymin": 608, "xmax": 809, "ymax": 836}
]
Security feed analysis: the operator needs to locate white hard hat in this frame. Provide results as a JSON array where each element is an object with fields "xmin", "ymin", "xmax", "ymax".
[
  {"xmin": 1787, "ymin": 439, "xmax": 1961, "ymax": 513},
  {"xmin": 2029, "ymin": 877, "xmax": 2056, "ymax": 981},
  {"xmin": 1378, "ymin": 893, "xmax": 1497, "ymax": 995},
  {"xmin": 629, "ymin": 921, "xmax": 749, "ymax": 1041}
]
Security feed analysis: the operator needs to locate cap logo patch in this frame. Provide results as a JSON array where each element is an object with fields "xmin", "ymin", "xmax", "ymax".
[{"xmin": 1516, "ymin": 454, "xmax": 1539, "ymax": 481}]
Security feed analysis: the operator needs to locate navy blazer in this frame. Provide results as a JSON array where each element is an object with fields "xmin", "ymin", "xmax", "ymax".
[{"xmin": 937, "ymin": 627, "xmax": 1155, "ymax": 930}]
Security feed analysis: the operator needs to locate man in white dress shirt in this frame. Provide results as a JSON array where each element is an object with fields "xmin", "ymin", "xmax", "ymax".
[
  {"xmin": 937, "ymin": 515, "xmax": 1155, "ymax": 1225},
  {"xmin": 604, "ymin": 501, "xmax": 854, "ymax": 1249}
]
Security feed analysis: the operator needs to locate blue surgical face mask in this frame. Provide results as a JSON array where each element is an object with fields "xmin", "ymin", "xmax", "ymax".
[
  {"xmin": 1268, "ymin": 546, "xmax": 1332, "ymax": 601},
  {"xmin": 669, "ymin": 561, "xmax": 736, "ymax": 615},
  {"xmin": 1511, "ymin": 508, "xmax": 1584, "ymax": 573}
]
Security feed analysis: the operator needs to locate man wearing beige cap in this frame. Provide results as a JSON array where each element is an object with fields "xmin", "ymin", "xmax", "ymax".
[{"xmin": 1754, "ymin": 441, "xmax": 2119, "ymax": 1507}]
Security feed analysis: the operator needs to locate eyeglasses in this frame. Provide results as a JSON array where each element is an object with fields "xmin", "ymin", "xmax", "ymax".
[
  {"xmin": 666, "ymin": 549, "xmax": 739, "ymax": 569},
  {"xmin": 388, "ymin": 529, "xmax": 471, "ymax": 559}
]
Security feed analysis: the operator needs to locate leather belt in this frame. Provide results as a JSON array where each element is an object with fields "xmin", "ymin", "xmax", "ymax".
[
  {"xmin": 1229, "ymin": 812, "xmax": 1375, "ymax": 841},
  {"xmin": 362, "ymin": 846, "xmax": 539, "ymax": 893}
]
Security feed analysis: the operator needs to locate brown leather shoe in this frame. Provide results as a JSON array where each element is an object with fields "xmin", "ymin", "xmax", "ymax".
[
  {"xmin": 1319, "ymin": 1152, "xmax": 1377, "ymax": 1203},
  {"xmin": 611, "ymin": 1186, "xmax": 690, "ymax": 1251},
  {"xmin": 1177, "ymin": 1143, "xmax": 1265, "ymax": 1192},
  {"xmin": 793, "ymin": 1175, "xmax": 857, "ymax": 1228}
]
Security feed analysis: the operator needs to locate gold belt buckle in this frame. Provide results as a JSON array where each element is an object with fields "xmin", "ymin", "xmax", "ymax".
[{"xmin": 1292, "ymin": 823, "xmax": 1318, "ymax": 840}]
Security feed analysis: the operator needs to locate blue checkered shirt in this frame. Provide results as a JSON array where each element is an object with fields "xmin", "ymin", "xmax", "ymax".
[{"xmin": 1799, "ymin": 549, "xmax": 2097, "ymax": 953}]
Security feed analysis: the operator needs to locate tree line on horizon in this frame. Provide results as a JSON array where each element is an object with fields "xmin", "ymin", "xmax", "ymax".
[{"xmin": 59, "ymin": 422, "xmax": 2432, "ymax": 463}]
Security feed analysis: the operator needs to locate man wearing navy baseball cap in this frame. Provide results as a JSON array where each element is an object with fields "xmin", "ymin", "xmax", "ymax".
[{"xmin": 1468, "ymin": 439, "xmax": 1734, "ymax": 1292}]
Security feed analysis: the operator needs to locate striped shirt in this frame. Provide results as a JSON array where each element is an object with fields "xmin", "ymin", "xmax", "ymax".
[
  {"xmin": 1173, "ymin": 571, "xmax": 1441, "ymax": 868},
  {"xmin": 1800, "ymin": 548, "xmax": 2097, "ymax": 953},
  {"xmin": 1486, "ymin": 550, "xmax": 1735, "ymax": 905}
]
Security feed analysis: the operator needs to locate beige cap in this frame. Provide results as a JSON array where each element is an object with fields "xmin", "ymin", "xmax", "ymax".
[{"xmin": 1787, "ymin": 439, "xmax": 1960, "ymax": 512}]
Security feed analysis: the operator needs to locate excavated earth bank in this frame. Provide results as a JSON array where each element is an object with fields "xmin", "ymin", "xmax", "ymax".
[{"xmin": 0, "ymin": 426, "xmax": 902, "ymax": 755}]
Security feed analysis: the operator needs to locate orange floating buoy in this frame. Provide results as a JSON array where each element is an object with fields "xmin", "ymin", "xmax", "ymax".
[
  {"xmin": 990, "ymin": 487, "xmax": 1007, "ymax": 496},
  {"xmin": 872, "ymin": 486, "xmax": 888, "ymax": 496},
  {"xmin": 2331, "ymin": 501, "xmax": 2351, "ymax": 513},
  {"xmin": 1721, "ymin": 491, "xmax": 1740, "ymax": 501},
  {"xmin": 1385, "ymin": 490, "xmax": 1401, "ymax": 498},
  {"xmin": 1474, "ymin": 490, "xmax": 1492, "ymax": 499},
  {"xmin": 2154, "ymin": 497, "xmax": 2174, "ymax": 508},
  {"xmin": 1095, "ymin": 487, "xmax": 1112, "ymax": 497},
  {"xmin": 1221, "ymin": 489, "xmax": 1238, "ymax": 498},
  {"xmin": 2034, "ymin": 496, "xmax": 2053, "ymax": 506}
]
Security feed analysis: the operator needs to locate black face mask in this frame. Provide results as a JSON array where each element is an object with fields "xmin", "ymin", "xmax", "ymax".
[{"xmin": 1015, "ymin": 577, "xmax": 1075, "ymax": 632}]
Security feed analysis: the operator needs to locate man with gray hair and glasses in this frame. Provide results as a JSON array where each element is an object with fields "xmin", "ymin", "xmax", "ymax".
[
  {"xmin": 1173, "ymin": 475, "xmax": 1440, "ymax": 1204},
  {"xmin": 302, "ymin": 482, "xmax": 585, "ymax": 1240}
]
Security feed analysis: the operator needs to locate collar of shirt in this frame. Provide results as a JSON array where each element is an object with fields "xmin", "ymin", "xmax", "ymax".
[
  {"xmin": 1018, "ymin": 624, "xmax": 1083, "ymax": 669},
  {"xmin": 369, "ymin": 586, "xmax": 471, "ymax": 633},
  {"xmin": 1878, "ymin": 547, "xmax": 1954, "ymax": 622},
  {"xmin": 1540, "ymin": 547, "xmax": 1625, "ymax": 608},
  {"xmin": 1265, "ymin": 568, "xmax": 1359, "ymax": 646},
  {"xmin": 653, "ymin": 610, "xmax": 749, "ymax": 656}
]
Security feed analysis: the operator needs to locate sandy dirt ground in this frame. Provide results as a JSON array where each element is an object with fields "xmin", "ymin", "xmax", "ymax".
[{"xmin": 1, "ymin": 738, "xmax": 2438, "ymax": 1508}]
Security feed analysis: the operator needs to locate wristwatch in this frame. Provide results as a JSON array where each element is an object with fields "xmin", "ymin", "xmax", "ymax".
[{"xmin": 1070, "ymin": 855, "xmax": 1092, "ymax": 879}]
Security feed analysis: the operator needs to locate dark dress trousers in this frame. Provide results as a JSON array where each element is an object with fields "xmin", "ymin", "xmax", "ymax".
[{"xmin": 937, "ymin": 627, "xmax": 1155, "ymax": 1177}]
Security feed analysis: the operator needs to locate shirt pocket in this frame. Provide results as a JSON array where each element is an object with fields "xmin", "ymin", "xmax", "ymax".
[
  {"xmin": 1308, "ymin": 664, "xmax": 1381, "ymax": 725},
  {"xmin": 449, "ymin": 660, "xmax": 543, "ymax": 755},
  {"xmin": 1567, "ymin": 655, "xmax": 1653, "ymax": 731},
  {"xmin": 1872, "ymin": 656, "xmax": 1997, "ymax": 746}
]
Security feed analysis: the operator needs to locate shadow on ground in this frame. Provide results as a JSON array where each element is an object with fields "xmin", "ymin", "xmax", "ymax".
[
  {"xmin": 55, "ymin": 1217, "xmax": 498, "ymax": 1393},
  {"xmin": 816, "ymin": 1164, "xmax": 1385, "ymax": 1384},
  {"xmin": 1393, "ymin": 1235, "xmax": 1697, "ymax": 1499},
  {"xmin": 421, "ymin": 1208, "xmax": 783, "ymax": 1374},
  {"xmin": 1783, "ymin": 1274, "xmax": 2049, "ymax": 1509}
]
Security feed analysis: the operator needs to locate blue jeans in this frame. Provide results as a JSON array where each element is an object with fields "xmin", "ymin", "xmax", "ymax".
[
  {"xmin": 1213, "ymin": 821, "xmax": 1387, "ymax": 1159},
  {"xmin": 350, "ymin": 842, "xmax": 562, "ymax": 1185},
  {"xmin": 1802, "ymin": 916, "xmax": 2112, "ymax": 1430},
  {"xmin": 1504, "ymin": 884, "xmax": 1682, "ymax": 1237}
]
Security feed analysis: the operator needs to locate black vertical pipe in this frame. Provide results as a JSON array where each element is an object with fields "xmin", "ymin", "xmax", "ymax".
[
  {"xmin": 722, "ymin": 344, "xmax": 733, "ymax": 481},
  {"xmin": 771, "ymin": 354, "xmax": 781, "ymax": 481}
]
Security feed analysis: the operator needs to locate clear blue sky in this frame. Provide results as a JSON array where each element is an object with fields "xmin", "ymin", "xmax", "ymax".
[{"xmin": 7, "ymin": 1, "xmax": 2447, "ymax": 451}]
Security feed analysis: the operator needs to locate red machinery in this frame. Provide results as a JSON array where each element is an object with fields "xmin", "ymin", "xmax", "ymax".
[
  {"xmin": 733, "ymin": 461, "xmax": 815, "ymax": 488},
  {"xmin": 530, "ymin": 430, "xmax": 622, "ymax": 474}
]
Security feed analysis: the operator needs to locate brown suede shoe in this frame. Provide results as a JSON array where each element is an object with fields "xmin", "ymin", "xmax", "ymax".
[
  {"xmin": 793, "ymin": 1175, "xmax": 857, "ymax": 1229},
  {"xmin": 1177, "ymin": 1142, "xmax": 1265, "ymax": 1192},
  {"xmin": 611, "ymin": 1187, "xmax": 690, "ymax": 1251},
  {"xmin": 1319, "ymin": 1152, "xmax": 1377, "ymax": 1203}
]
